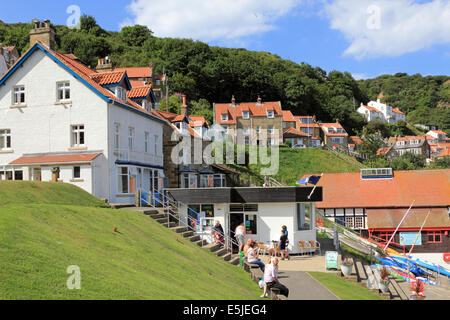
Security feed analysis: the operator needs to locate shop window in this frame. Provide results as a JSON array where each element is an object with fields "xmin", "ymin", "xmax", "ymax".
[
  {"xmin": 297, "ymin": 203, "xmax": 312, "ymax": 231},
  {"xmin": 245, "ymin": 214, "xmax": 257, "ymax": 235},
  {"xmin": 188, "ymin": 204, "xmax": 214, "ymax": 233},
  {"xmin": 427, "ymin": 231, "xmax": 442, "ymax": 244}
]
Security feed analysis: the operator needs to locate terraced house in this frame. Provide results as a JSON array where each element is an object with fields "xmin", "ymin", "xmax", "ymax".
[
  {"xmin": 0, "ymin": 21, "xmax": 166, "ymax": 204},
  {"xmin": 213, "ymin": 96, "xmax": 283, "ymax": 146}
]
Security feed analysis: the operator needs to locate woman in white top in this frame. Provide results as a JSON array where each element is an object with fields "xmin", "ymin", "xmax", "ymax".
[
  {"xmin": 235, "ymin": 223, "xmax": 246, "ymax": 252},
  {"xmin": 247, "ymin": 242, "xmax": 265, "ymax": 272}
]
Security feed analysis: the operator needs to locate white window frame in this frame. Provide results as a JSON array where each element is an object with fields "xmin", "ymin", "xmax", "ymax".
[
  {"xmin": 242, "ymin": 111, "xmax": 250, "ymax": 119},
  {"xmin": 256, "ymin": 126, "xmax": 261, "ymax": 134},
  {"xmin": 128, "ymin": 127, "xmax": 135, "ymax": 152},
  {"xmin": 71, "ymin": 125, "xmax": 85, "ymax": 147},
  {"xmin": 117, "ymin": 167, "xmax": 129, "ymax": 194},
  {"xmin": 0, "ymin": 129, "xmax": 12, "ymax": 150},
  {"xmin": 13, "ymin": 86, "xmax": 25, "ymax": 105},
  {"xmin": 221, "ymin": 114, "xmax": 228, "ymax": 122},
  {"xmin": 114, "ymin": 123, "xmax": 120, "ymax": 151},
  {"xmin": 267, "ymin": 110, "xmax": 274, "ymax": 119},
  {"xmin": 268, "ymin": 125, "xmax": 274, "ymax": 135},
  {"xmin": 154, "ymin": 135, "xmax": 159, "ymax": 155},
  {"xmin": 57, "ymin": 81, "xmax": 71, "ymax": 101},
  {"xmin": 243, "ymin": 126, "xmax": 249, "ymax": 136},
  {"xmin": 144, "ymin": 132, "xmax": 150, "ymax": 153}
]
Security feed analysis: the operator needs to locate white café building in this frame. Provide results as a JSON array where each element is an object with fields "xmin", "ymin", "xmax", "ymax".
[{"xmin": 166, "ymin": 186, "xmax": 322, "ymax": 254}]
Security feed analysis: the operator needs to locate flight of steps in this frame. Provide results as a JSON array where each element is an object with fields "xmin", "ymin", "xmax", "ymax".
[
  {"xmin": 130, "ymin": 207, "xmax": 240, "ymax": 266},
  {"xmin": 340, "ymin": 257, "xmax": 409, "ymax": 300}
]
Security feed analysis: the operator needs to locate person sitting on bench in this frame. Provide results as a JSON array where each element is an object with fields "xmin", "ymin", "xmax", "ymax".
[{"xmin": 263, "ymin": 257, "xmax": 289, "ymax": 298}]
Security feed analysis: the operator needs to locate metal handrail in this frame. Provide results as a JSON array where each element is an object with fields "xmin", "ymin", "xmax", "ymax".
[{"xmin": 142, "ymin": 188, "xmax": 240, "ymax": 256}]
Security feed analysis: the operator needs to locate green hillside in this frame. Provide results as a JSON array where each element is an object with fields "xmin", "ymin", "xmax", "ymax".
[
  {"xmin": 231, "ymin": 147, "xmax": 364, "ymax": 186},
  {"xmin": 0, "ymin": 182, "xmax": 260, "ymax": 300}
]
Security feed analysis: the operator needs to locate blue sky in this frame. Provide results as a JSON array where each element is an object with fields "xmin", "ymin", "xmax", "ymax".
[{"xmin": 1, "ymin": 0, "xmax": 449, "ymax": 79}]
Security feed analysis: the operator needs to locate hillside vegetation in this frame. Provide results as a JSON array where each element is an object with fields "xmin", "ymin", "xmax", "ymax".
[
  {"xmin": 0, "ymin": 182, "xmax": 260, "ymax": 300},
  {"xmin": 231, "ymin": 147, "xmax": 364, "ymax": 186}
]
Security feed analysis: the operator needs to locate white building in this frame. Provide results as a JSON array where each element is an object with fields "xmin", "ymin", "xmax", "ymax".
[
  {"xmin": 166, "ymin": 187, "xmax": 322, "ymax": 255},
  {"xmin": 0, "ymin": 39, "xmax": 166, "ymax": 204},
  {"xmin": 357, "ymin": 99, "xmax": 406, "ymax": 124}
]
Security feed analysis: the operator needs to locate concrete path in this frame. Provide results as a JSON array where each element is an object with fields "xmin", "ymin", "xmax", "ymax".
[{"xmin": 277, "ymin": 270, "xmax": 340, "ymax": 300}]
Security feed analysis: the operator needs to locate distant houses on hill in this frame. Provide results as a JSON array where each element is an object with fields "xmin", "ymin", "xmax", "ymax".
[{"xmin": 357, "ymin": 99, "xmax": 406, "ymax": 124}]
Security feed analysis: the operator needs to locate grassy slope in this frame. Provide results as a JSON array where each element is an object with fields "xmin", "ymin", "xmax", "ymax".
[
  {"xmin": 308, "ymin": 272, "xmax": 383, "ymax": 300},
  {"xmin": 230, "ymin": 147, "xmax": 364, "ymax": 186},
  {"xmin": 0, "ymin": 182, "xmax": 260, "ymax": 300}
]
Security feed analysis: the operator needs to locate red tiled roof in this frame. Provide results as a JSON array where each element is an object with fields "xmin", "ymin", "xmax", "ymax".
[
  {"xmin": 282, "ymin": 110, "xmax": 296, "ymax": 122},
  {"xmin": 114, "ymin": 67, "xmax": 151, "ymax": 78},
  {"xmin": 91, "ymin": 71, "xmax": 126, "ymax": 86},
  {"xmin": 429, "ymin": 130, "xmax": 447, "ymax": 136},
  {"xmin": 302, "ymin": 170, "xmax": 450, "ymax": 209},
  {"xmin": 394, "ymin": 136, "xmax": 425, "ymax": 142},
  {"xmin": 377, "ymin": 147, "xmax": 392, "ymax": 156},
  {"xmin": 215, "ymin": 101, "xmax": 282, "ymax": 124},
  {"xmin": 283, "ymin": 127, "xmax": 311, "ymax": 137},
  {"xmin": 436, "ymin": 149, "xmax": 450, "ymax": 158},
  {"xmin": 130, "ymin": 80, "xmax": 146, "ymax": 88},
  {"xmin": 392, "ymin": 108, "xmax": 405, "ymax": 115},
  {"xmin": 362, "ymin": 105, "xmax": 381, "ymax": 113},
  {"xmin": 320, "ymin": 123, "xmax": 348, "ymax": 137},
  {"xmin": 189, "ymin": 116, "xmax": 208, "ymax": 127},
  {"xmin": 127, "ymin": 86, "xmax": 152, "ymax": 99},
  {"xmin": 367, "ymin": 208, "xmax": 450, "ymax": 229},
  {"xmin": 10, "ymin": 153, "xmax": 102, "ymax": 165},
  {"xmin": 349, "ymin": 136, "xmax": 363, "ymax": 145}
]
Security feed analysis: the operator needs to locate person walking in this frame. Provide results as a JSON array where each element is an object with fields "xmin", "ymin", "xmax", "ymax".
[{"xmin": 235, "ymin": 223, "xmax": 246, "ymax": 252}]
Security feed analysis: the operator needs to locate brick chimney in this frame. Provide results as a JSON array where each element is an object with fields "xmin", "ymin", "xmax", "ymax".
[
  {"xmin": 180, "ymin": 95, "xmax": 188, "ymax": 117},
  {"xmin": 96, "ymin": 56, "xmax": 113, "ymax": 73},
  {"xmin": 29, "ymin": 19, "xmax": 55, "ymax": 49},
  {"xmin": 257, "ymin": 95, "xmax": 262, "ymax": 106}
]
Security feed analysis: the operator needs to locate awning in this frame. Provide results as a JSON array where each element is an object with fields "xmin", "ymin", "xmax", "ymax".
[
  {"xmin": 9, "ymin": 153, "xmax": 102, "ymax": 165},
  {"xmin": 115, "ymin": 160, "xmax": 164, "ymax": 170},
  {"xmin": 367, "ymin": 208, "xmax": 450, "ymax": 230}
]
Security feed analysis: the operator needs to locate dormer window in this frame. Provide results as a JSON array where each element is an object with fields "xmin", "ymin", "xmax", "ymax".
[
  {"xmin": 221, "ymin": 114, "xmax": 228, "ymax": 122},
  {"xmin": 115, "ymin": 87, "xmax": 126, "ymax": 101},
  {"xmin": 267, "ymin": 110, "xmax": 274, "ymax": 119},
  {"xmin": 242, "ymin": 111, "xmax": 250, "ymax": 119}
]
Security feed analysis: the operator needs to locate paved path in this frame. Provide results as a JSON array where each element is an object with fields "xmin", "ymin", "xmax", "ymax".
[
  {"xmin": 277, "ymin": 270, "xmax": 339, "ymax": 300},
  {"xmin": 273, "ymin": 255, "xmax": 340, "ymax": 300}
]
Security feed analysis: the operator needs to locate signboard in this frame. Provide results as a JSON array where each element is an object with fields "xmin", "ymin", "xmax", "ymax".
[
  {"xmin": 325, "ymin": 251, "xmax": 339, "ymax": 270},
  {"xmin": 399, "ymin": 232, "xmax": 421, "ymax": 246}
]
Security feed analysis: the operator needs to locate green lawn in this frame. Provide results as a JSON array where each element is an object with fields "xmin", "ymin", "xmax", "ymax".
[
  {"xmin": 308, "ymin": 272, "xmax": 383, "ymax": 300},
  {"xmin": 230, "ymin": 147, "xmax": 364, "ymax": 186},
  {"xmin": 0, "ymin": 182, "xmax": 260, "ymax": 300}
]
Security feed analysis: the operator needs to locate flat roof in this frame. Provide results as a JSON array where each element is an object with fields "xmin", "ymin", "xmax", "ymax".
[{"xmin": 165, "ymin": 186, "xmax": 322, "ymax": 204}]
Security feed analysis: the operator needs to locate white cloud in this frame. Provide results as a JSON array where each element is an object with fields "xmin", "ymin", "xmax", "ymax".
[
  {"xmin": 323, "ymin": 0, "xmax": 450, "ymax": 59},
  {"xmin": 122, "ymin": 0, "xmax": 302, "ymax": 42},
  {"xmin": 351, "ymin": 73, "xmax": 369, "ymax": 80}
]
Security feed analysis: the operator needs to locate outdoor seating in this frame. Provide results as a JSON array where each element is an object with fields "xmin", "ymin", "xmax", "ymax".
[
  {"xmin": 298, "ymin": 241, "xmax": 311, "ymax": 255},
  {"xmin": 308, "ymin": 240, "xmax": 321, "ymax": 255},
  {"xmin": 256, "ymin": 242, "xmax": 269, "ymax": 255}
]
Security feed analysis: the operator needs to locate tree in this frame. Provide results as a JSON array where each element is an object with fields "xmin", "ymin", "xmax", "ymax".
[
  {"xmin": 190, "ymin": 99, "xmax": 213, "ymax": 125},
  {"xmin": 119, "ymin": 25, "xmax": 153, "ymax": 47},
  {"xmin": 158, "ymin": 95, "xmax": 182, "ymax": 114}
]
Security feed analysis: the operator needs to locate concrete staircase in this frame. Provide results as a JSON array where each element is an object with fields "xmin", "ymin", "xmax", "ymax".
[
  {"xmin": 341, "ymin": 257, "xmax": 409, "ymax": 300},
  {"xmin": 124, "ymin": 207, "xmax": 241, "ymax": 267}
]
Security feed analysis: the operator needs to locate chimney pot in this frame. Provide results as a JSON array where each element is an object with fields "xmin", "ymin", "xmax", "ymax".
[
  {"xmin": 231, "ymin": 95, "xmax": 236, "ymax": 105},
  {"xmin": 257, "ymin": 95, "xmax": 262, "ymax": 105}
]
